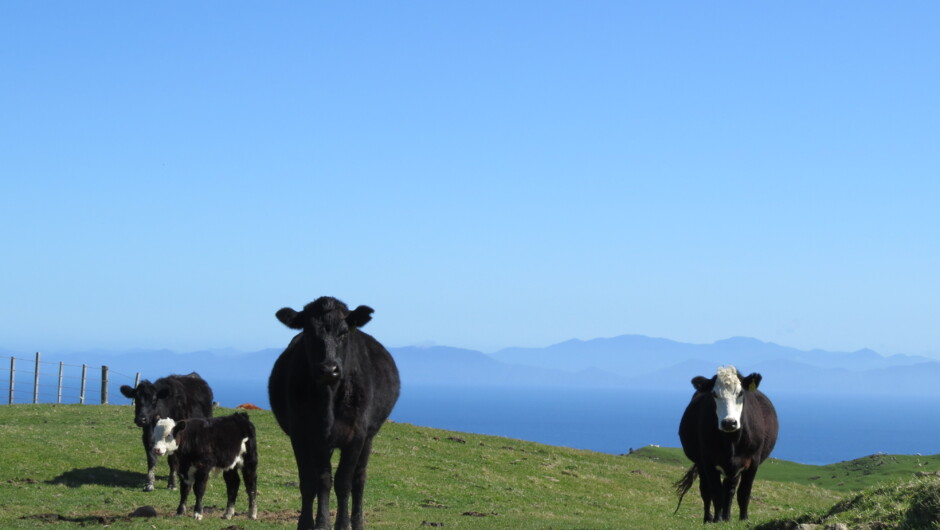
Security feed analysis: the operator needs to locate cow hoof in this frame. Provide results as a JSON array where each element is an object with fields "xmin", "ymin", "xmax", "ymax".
[
  {"xmin": 143, "ymin": 484, "xmax": 154, "ymax": 492},
  {"xmin": 222, "ymin": 510, "xmax": 234, "ymax": 520},
  {"xmin": 194, "ymin": 512, "xmax": 203, "ymax": 521}
]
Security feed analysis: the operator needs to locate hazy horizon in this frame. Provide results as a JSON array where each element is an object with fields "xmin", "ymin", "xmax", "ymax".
[
  {"xmin": 5, "ymin": 331, "xmax": 937, "ymax": 361},
  {"xmin": 0, "ymin": 333, "xmax": 940, "ymax": 360}
]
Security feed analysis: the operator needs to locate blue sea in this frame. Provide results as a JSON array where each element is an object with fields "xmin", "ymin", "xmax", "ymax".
[{"xmin": 210, "ymin": 382, "xmax": 940, "ymax": 466}]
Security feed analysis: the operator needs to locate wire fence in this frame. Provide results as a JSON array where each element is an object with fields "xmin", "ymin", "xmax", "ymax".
[{"xmin": 0, "ymin": 353, "xmax": 140, "ymax": 406}]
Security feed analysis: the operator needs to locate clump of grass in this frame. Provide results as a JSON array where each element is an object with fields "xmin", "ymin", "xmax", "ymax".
[{"xmin": 754, "ymin": 476, "xmax": 940, "ymax": 530}]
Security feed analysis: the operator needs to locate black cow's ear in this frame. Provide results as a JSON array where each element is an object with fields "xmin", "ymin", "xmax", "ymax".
[
  {"xmin": 742, "ymin": 373, "xmax": 762, "ymax": 391},
  {"xmin": 120, "ymin": 385, "xmax": 136, "ymax": 398},
  {"xmin": 691, "ymin": 376, "xmax": 714, "ymax": 392},
  {"xmin": 156, "ymin": 387, "xmax": 171, "ymax": 400},
  {"xmin": 347, "ymin": 305, "xmax": 374, "ymax": 328},
  {"xmin": 276, "ymin": 307, "xmax": 304, "ymax": 329}
]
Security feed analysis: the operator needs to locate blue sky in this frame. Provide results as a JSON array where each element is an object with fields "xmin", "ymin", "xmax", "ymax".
[{"xmin": 2, "ymin": 2, "xmax": 938, "ymax": 356}]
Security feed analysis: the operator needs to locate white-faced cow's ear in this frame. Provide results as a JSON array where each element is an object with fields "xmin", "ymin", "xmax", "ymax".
[
  {"xmin": 691, "ymin": 376, "xmax": 714, "ymax": 392},
  {"xmin": 742, "ymin": 373, "xmax": 762, "ymax": 392},
  {"xmin": 120, "ymin": 385, "xmax": 136, "ymax": 398},
  {"xmin": 171, "ymin": 421, "xmax": 187, "ymax": 436},
  {"xmin": 276, "ymin": 307, "xmax": 305, "ymax": 329},
  {"xmin": 156, "ymin": 387, "xmax": 171, "ymax": 400},
  {"xmin": 346, "ymin": 305, "xmax": 374, "ymax": 328}
]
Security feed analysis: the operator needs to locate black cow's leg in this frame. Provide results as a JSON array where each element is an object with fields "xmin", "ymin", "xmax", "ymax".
[
  {"xmin": 737, "ymin": 466, "xmax": 758, "ymax": 520},
  {"xmin": 701, "ymin": 467, "xmax": 723, "ymax": 523},
  {"xmin": 142, "ymin": 426, "xmax": 156, "ymax": 492},
  {"xmin": 719, "ymin": 473, "xmax": 740, "ymax": 521},
  {"xmin": 192, "ymin": 468, "xmax": 210, "ymax": 520},
  {"xmin": 244, "ymin": 445, "xmax": 259, "ymax": 520},
  {"xmin": 315, "ymin": 448, "xmax": 334, "ymax": 530},
  {"xmin": 334, "ymin": 440, "xmax": 366, "ymax": 530},
  {"xmin": 350, "ymin": 438, "xmax": 374, "ymax": 530},
  {"xmin": 292, "ymin": 438, "xmax": 316, "ymax": 530},
  {"xmin": 176, "ymin": 465, "xmax": 191, "ymax": 516},
  {"xmin": 167, "ymin": 452, "xmax": 179, "ymax": 490},
  {"xmin": 697, "ymin": 469, "xmax": 714, "ymax": 523},
  {"xmin": 222, "ymin": 469, "xmax": 240, "ymax": 520},
  {"xmin": 292, "ymin": 437, "xmax": 333, "ymax": 530}
]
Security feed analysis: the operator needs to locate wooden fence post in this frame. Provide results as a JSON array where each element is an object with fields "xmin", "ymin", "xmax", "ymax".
[
  {"xmin": 33, "ymin": 352, "xmax": 40, "ymax": 404},
  {"xmin": 80, "ymin": 364, "xmax": 87, "ymax": 404},
  {"xmin": 8, "ymin": 356, "xmax": 14, "ymax": 405},
  {"xmin": 101, "ymin": 365, "xmax": 109, "ymax": 405},
  {"xmin": 58, "ymin": 361, "xmax": 64, "ymax": 404}
]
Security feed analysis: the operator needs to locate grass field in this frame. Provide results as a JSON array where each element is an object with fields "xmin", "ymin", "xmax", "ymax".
[
  {"xmin": 630, "ymin": 445, "xmax": 940, "ymax": 493},
  {"xmin": 0, "ymin": 404, "xmax": 937, "ymax": 528}
]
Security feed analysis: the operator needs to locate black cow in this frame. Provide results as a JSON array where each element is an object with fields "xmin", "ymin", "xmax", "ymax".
[
  {"xmin": 268, "ymin": 296, "xmax": 400, "ymax": 530},
  {"xmin": 151, "ymin": 412, "xmax": 259, "ymax": 521},
  {"xmin": 676, "ymin": 365, "xmax": 779, "ymax": 523},
  {"xmin": 119, "ymin": 373, "xmax": 214, "ymax": 491}
]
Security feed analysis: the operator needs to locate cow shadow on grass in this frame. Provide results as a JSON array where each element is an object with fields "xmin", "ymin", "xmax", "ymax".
[{"xmin": 46, "ymin": 467, "xmax": 149, "ymax": 488}]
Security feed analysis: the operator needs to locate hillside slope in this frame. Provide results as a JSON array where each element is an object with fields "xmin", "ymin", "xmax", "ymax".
[
  {"xmin": 631, "ymin": 446, "xmax": 940, "ymax": 493},
  {"xmin": 0, "ymin": 404, "xmax": 931, "ymax": 528}
]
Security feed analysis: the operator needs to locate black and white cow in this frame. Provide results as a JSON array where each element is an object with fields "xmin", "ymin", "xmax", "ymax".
[
  {"xmin": 676, "ymin": 365, "xmax": 779, "ymax": 523},
  {"xmin": 152, "ymin": 412, "xmax": 258, "ymax": 521},
  {"xmin": 120, "ymin": 373, "xmax": 213, "ymax": 491},
  {"xmin": 269, "ymin": 296, "xmax": 400, "ymax": 530}
]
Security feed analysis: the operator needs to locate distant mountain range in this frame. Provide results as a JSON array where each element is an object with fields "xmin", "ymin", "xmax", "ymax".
[
  {"xmin": 6, "ymin": 335, "xmax": 940, "ymax": 396},
  {"xmin": 490, "ymin": 335, "xmax": 940, "ymax": 395},
  {"xmin": 395, "ymin": 336, "xmax": 940, "ymax": 395}
]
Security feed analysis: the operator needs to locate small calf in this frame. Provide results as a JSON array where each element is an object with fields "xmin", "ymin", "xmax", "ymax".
[
  {"xmin": 152, "ymin": 412, "xmax": 258, "ymax": 521},
  {"xmin": 119, "ymin": 372, "xmax": 213, "ymax": 491}
]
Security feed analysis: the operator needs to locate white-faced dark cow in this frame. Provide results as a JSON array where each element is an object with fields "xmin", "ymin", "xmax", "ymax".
[
  {"xmin": 676, "ymin": 365, "xmax": 779, "ymax": 523},
  {"xmin": 268, "ymin": 296, "xmax": 400, "ymax": 530},
  {"xmin": 152, "ymin": 413, "xmax": 258, "ymax": 521},
  {"xmin": 119, "ymin": 373, "xmax": 213, "ymax": 491}
]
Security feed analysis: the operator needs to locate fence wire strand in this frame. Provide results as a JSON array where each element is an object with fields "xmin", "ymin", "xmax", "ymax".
[{"xmin": 1, "ymin": 353, "xmax": 138, "ymax": 405}]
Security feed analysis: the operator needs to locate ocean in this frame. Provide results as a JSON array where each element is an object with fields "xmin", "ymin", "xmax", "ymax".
[{"xmin": 210, "ymin": 381, "xmax": 940, "ymax": 466}]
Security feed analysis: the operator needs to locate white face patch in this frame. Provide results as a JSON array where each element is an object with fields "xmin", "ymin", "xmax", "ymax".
[
  {"xmin": 152, "ymin": 418, "xmax": 179, "ymax": 456},
  {"xmin": 713, "ymin": 366, "xmax": 744, "ymax": 432}
]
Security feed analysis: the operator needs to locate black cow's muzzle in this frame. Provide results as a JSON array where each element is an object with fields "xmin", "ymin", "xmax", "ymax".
[
  {"xmin": 135, "ymin": 417, "xmax": 149, "ymax": 427},
  {"xmin": 720, "ymin": 418, "xmax": 740, "ymax": 432},
  {"xmin": 318, "ymin": 362, "xmax": 342, "ymax": 384}
]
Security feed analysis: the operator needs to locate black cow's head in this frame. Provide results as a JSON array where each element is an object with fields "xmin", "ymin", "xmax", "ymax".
[
  {"xmin": 276, "ymin": 296, "xmax": 374, "ymax": 386},
  {"xmin": 691, "ymin": 366, "xmax": 762, "ymax": 433},
  {"xmin": 120, "ymin": 380, "xmax": 172, "ymax": 427}
]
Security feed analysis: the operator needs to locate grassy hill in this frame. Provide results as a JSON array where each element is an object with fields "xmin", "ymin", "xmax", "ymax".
[
  {"xmin": 630, "ymin": 445, "xmax": 940, "ymax": 493},
  {"xmin": 0, "ymin": 404, "xmax": 937, "ymax": 529}
]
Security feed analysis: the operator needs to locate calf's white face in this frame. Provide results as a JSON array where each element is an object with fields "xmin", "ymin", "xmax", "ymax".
[
  {"xmin": 152, "ymin": 418, "xmax": 179, "ymax": 456},
  {"xmin": 713, "ymin": 366, "xmax": 744, "ymax": 432}
]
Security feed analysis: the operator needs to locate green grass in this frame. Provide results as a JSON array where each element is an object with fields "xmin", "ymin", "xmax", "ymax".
[
  {"xmin": 0, "ymin": 404, "xmax": 935, "ymax": 528},
  {"xmin": 752, "ymin": 476, "xmax": 940, "ymax": 530},
  {"xmin": 630, "ymin": 446, "xmax": 940, "ymax": 493}
]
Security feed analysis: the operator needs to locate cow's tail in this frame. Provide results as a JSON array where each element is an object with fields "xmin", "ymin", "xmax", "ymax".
[{"xmin": 673, "ymin": 464, "xmax": 698, "ymax": 515}]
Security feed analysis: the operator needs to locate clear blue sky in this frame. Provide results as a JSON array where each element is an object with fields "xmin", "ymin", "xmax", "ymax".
[{"xmin": 2, "ymin": 2, "xmax": 938, "ymax": 356}]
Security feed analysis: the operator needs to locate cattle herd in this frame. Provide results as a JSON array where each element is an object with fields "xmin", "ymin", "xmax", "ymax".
[{"xmin": 117, "ymin": 295, "xmax": 778, "ymax": 528}]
